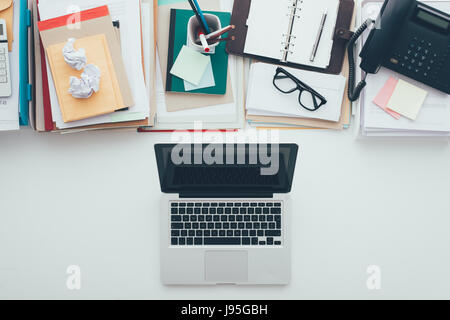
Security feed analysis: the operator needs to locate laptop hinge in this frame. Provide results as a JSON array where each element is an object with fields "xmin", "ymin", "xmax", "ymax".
[{"xmin": 179, "ymin": 193, "xmax": 274, "ymax": 199}]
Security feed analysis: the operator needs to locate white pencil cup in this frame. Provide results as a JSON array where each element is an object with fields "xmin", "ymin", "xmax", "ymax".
[{"xmin": 187, "ymin": 14, "xmax": 222, "ymax": 54}]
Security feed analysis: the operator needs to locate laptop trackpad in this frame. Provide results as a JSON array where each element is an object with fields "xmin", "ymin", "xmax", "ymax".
[{"xmin": 205, "ymin": 251, "xmax": 248, "ymax": 283}]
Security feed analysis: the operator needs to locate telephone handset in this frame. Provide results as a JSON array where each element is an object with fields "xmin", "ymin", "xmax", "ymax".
[{"xmin": 348, "ymin": 0, "xmax": 450, "ymax": 101}]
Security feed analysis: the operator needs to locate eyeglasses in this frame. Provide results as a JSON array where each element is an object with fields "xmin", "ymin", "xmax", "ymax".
[{"xmin": 273, "ymin": 67, "xmax": 327, "ymax": 112}]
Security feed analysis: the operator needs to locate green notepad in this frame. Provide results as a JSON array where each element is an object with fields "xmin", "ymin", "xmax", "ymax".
[{"xmin": 166, "ymin": 9, "xmax": 230, "ymax": 95}]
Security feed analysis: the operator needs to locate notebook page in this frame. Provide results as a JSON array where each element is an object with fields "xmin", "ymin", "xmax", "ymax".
[
  {"xmin": 244, "ymin": 0, "xmax": 292, "ymax": 61},
  {"xmin": 288, "ymin": 0, "xmax": 339, "ymax": 68}
]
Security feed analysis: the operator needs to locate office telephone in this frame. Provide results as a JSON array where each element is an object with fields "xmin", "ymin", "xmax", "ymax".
[{"xmin": 348, "ymin": 0, "xmax": 450, "ymax": 101}]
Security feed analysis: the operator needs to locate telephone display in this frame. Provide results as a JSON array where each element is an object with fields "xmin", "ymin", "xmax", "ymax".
[{"xmin": 415, "ymin": 7, "xmax": 449, "ymax": 32}]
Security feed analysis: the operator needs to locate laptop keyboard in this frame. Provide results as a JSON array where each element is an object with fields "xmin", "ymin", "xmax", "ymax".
[{"xmin": 170, "ymin": 201, "xmax": 282, "ymax": 246}]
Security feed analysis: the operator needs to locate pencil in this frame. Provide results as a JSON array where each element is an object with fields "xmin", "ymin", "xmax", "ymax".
[
  {"xmin": 205, "ymin": 25, "xmax": 235, "ymax": 40},
  {"xmin": 187, "ymin": 0, "xmax": 209, "ymax": 34},
  {"xmin": 191, "ymin": 0, "xmax": 211, "ymax": 34},
  {"xmin": 208, "ymin": 36, "xmax": 235, "ymax": 45}
]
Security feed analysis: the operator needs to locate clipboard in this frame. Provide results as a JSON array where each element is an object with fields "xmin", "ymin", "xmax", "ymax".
[{"xmin": 226, "ymin": 0, "xmax": 355, "ymax": 75}]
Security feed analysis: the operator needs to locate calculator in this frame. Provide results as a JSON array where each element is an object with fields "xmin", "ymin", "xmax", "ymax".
[{"xmin": 0, "ymin": 19, "xmax": 11, "ymax": 98}]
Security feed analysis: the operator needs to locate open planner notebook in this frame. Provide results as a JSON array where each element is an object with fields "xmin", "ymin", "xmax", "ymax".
[{"xmin": 244, "ymin": 0, "xmax": 340, "ymax": 69}]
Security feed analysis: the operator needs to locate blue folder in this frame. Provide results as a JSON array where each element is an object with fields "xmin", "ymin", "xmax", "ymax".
[{"xmin": 19, "ymin": 0, "xmax": 32, "ymax": 126}]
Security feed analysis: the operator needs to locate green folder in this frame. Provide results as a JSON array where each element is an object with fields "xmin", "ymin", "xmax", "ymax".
[{"xmin": 166, "ymin": 9, "xmax": 231, "ymax": 95}]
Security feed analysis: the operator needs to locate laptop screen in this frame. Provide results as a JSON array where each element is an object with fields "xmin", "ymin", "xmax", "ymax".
[{"xmin": 155, "ymin": 144, "xmax": 299, "ymax": 195}]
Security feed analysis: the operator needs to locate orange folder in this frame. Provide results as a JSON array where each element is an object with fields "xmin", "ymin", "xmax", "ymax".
[{"xmin": 46, "ymin": 34, "xmax": 125, "ymax": 123}]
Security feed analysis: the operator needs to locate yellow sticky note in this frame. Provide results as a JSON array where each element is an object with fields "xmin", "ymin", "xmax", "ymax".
[
  {"xmin": 46, "ymin": 34, "xmax": 125, "ymax": 123},
  {"xmin": 387, "ymin": 79, "xmax": 428, "ymax": 120}
]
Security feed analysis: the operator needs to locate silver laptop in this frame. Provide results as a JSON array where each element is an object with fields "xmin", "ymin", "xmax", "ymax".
[{"xmin": 155, "ymin": 144, "xmax": 299, "ymax": 285}]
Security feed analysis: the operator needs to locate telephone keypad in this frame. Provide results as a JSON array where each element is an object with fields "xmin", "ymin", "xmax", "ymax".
[{"xmin": 389, "ymin": 36, "xmax": 450, "ymax": 91}]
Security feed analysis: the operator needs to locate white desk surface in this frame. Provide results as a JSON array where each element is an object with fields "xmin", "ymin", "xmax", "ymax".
[{"xmin": 1, "ymin": 128, "xmax": 449, "ymax": 299}]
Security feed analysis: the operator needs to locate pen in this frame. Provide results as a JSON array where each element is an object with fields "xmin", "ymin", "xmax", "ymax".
[
  {"xmin": 310, "ymin": 11, "xmax": 328, "ymax": 62},
  {"xmin": 187, "ymin": 0, "xmax": 209, "ymax": 34},
  {"xmin": 205, "ymin": 25, "xmax": 235, "ymax": 40},
  {"xmin": 191, "ymin": 0, "xmax": 211, "ymax": 34}
]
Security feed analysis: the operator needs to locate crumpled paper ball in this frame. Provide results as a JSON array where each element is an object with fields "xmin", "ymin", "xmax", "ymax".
[
  {"xmin": 68, "ymin": 64, "xmax": 101, "ymax": 99},
  {"xmin": 63, "ymin": 38, "xmax": 87, "ymax": 71}
]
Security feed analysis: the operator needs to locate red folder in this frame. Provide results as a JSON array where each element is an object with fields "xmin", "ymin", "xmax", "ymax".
[
  {"xmin": 36, "ymin": 0, "xmax": 53, "ymax": 131},
  {"xmin": 138, "ymin": 128, "xmax": 238, "ymax": 133}
]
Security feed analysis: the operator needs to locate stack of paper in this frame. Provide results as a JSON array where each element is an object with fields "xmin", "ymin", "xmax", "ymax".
[
  {"xmin": 360, "ymin": 69, "xmax": 450, "ymax": 138},
  {"xmin": 358, "ymin": 1, "xmax": 450, "ymax": 138},
  {"xmin": 32, "ymin": 0, "xmax": 156, "ymax": 133},
  {"xmin": 2, "ymin": 0, "xmax": 242, "ymax": 133},
  {"xmin": 139, "ymin": 0, "xmax": 244, "ymax": 132},
  {"xmin": 246, "ymin": 63, "xmax": 350, "ymax": 130}
]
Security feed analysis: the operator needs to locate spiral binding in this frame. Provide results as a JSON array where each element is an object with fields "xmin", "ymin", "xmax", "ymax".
[
  {"xmin": 287, "ymin": 0, "xmax": 303, "ymax": 17},
  {"xmin": 280, "ymin": 0, "xmax": 303, "ymax": 60},
  {"xmin": 280, "ymin": 34, "xmax": 296, "ymax": 54},
  {"xmin": 286, "ymin": 11, "xmax": 301, "ymax": 19}
]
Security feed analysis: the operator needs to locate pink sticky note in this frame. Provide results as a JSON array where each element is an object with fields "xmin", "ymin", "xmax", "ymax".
[{"xmin": 373, "ymin": 77, "xmax": 402, "ymax": 120}]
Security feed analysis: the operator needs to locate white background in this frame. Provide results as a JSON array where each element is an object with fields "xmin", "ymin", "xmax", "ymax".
[
  {"xmin": 1, "ymin": 0, "xmax": 450, "ymax": 300},
  {"xmin": 1, "ymin": 128, "xmax": 449, "ymax": 299}
]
